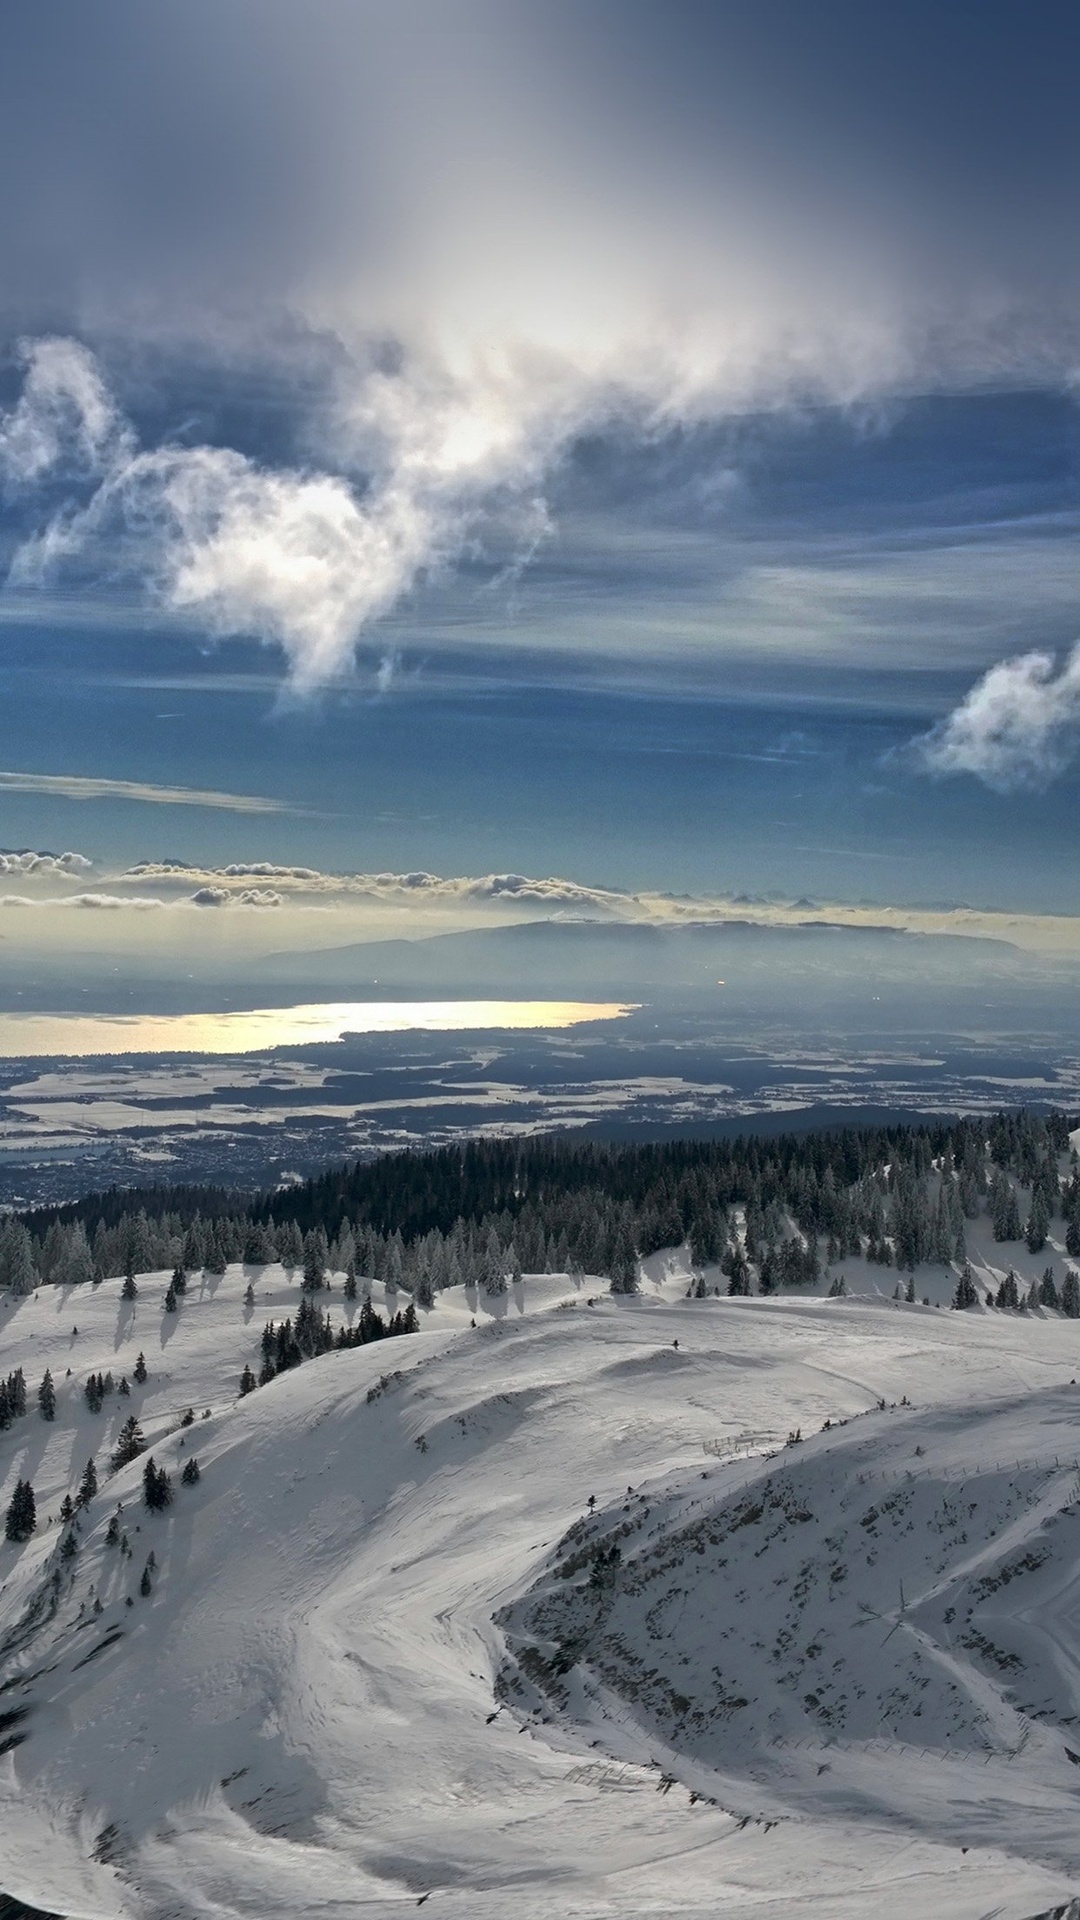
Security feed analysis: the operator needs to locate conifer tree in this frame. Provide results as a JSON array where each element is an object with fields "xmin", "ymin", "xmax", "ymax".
[
  {"xmin": 0, "ymin": 1221, "xmax": 37, "ymax": 1294},
  {"xmin": 181, "ymin": 1219, "xmax": 205, "ymax": 1271},
  {"xmin": 952, "ymin": 1264, "xmax": 979, "ymax": 1310},
  {"xmin": 1026, "ymin": 1195, "xmax": 1050, "ymax": 1254},
  {"xmin": 203, "ymin": 1223, "xmax": 227, "ymax": 1276},
  {"xmin": 181, "ymin": 1456, "xmax": 200, "ymax": 1485},
  {"xmin": 111, "ymin": 1414, "xmax": 146, "ymax": 1470},
  {"xmin": 163, "ymin": 1279, "xmax": 178, "ymax": 1313},
  {"xmin": 4, "ymin": 1478, "xmax": 35, "ymax": 1542},
  {"xmin": 133, "ymin": 1352, "xmax": 147, "ymax": 1384},
  {"xmin": 121, "ymin": 1270, "xmax": 138, "ymax": 1302},
  {"xmin": 301, "ymin": 1228, "xmax": 328, "ymax": 1292},
  {"xmin": 142, "ymin": 1456, "xmax": 172, "ymax": 1511},
  {"xmin": 1063, "ymin": 1272, "xmax": 1080, "ymax": 1319},
  {"xmin": 279, "ymin": 1219, "xmax": 304, "ymax": 1270},
  {"xmin": 77, "ymin": 1458, "xmax": 98, "ymax": 1507},
  {"xmin": 238, "ymin": 1363, "xmax": 256, "ymax": 1396},
  {"xmin": 139, "ymin": 1563, "xmax": 153, "ymax": 1597},
  {"xmin": 995, "ymin": 1268, "xmax": 1021, "ymax": 1310},
  {"xmin": 1039, "ymin": 1265, "xmax": 1059, "ymax": 1309}
]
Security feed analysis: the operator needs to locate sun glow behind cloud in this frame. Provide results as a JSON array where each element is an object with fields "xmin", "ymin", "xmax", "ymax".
[{"xmin": 0, "ymin": 4, "xmax": 1075, "ymax": 716}]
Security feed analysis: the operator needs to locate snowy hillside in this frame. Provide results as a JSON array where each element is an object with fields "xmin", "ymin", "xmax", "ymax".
[{"xmin": 1, "ymin": 1254, "xmax": 1080, "ymax": 1917}]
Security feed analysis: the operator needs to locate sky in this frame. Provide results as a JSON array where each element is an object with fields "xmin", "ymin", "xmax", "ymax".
[{"xmin": 1, "ymin": 0, "xmax": 1080, "ymax": 995}]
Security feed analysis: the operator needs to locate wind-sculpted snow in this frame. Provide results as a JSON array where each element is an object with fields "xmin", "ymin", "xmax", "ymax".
[
  {"xmin": 499, "ymin": 1396, "xmax": 1080, "ymax": 1862},
  {"xmin": 0, "ymin": 1257, "xmax": 1078, "ymax": 1916}
]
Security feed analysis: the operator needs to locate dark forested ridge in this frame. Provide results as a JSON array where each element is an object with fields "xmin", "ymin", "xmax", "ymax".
[{"xmin": 5, "ymin": 1109, "xmax": 1077, "ymax": 1307}]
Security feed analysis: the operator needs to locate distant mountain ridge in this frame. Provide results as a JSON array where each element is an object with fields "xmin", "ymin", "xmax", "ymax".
[{"xmin": 259, "ymin": 914, "xmax": 1022, "ymax": 996}]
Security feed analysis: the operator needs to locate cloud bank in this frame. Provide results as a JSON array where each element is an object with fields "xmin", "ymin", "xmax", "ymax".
[
  {"xmin": 0, "ymin": 848, "xmax": 92, "ymax": 875},
  {"xmin": 123, "ymin": 862, "xmax": 635, "ymax": 912},
  {"xmin": 911, "ymin": 643, "xmax": 1080, "ymax": 791}
]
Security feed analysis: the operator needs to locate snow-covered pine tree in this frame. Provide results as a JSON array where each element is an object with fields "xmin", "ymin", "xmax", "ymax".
[
  {"xmin": 111, "ymin": 1415, "xmax": 146, "ymax": 1470},
  {"xmin": 301, "ymin": 1227, "xmax": 328, "ymax": 1292},
  {"xmin": 203, "ymin": 1224, "xmax": 227, "ymax": 1276}
]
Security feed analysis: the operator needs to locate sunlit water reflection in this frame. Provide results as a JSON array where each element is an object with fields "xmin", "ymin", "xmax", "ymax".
[{"xmin": 0, "ymin": 999, "xmax": 637, "ymax": 1058}]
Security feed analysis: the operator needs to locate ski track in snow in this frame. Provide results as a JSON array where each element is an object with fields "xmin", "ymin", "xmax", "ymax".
[{"xmin": 0, "ymin": 1230, "xmax": 1078, "ymax": 1917}]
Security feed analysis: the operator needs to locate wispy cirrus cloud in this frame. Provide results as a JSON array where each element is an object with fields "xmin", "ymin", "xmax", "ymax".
[
  {"xmin": 909, "ymin": 643, "xmax": 1080, "ymax": 791},
  {"xmin": 0, "ymin": 770, "xmax": 295, "ymax": 813},
  {"xmin": 0, "ymin": 337, "xmax": 129, "ymax": 493}
]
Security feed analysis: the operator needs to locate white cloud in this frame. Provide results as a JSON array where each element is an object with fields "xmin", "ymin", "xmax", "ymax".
[
  {"xmin": 120, "ymin": 861, "xmax": 635, "ymax": 912},
  {"xmin": 0, "ymin": 848, "xmax": 92, "ymax": 875},
  {"xmin": 0, "ymin": 770, "xmax": 292, "ymax": 812},
  {"xmin": 0, "ymin": 11, "xmax": 1076, "ymax": 692},
  {"xmin": 0, "ymin": 891, "xmax": 166, "ymax": 910},
  {"xmin": 0, "ymin": 337, "xmax": 129, "ymax": 491},
  {"xmin": 191, "ymin": 885, "xmax": 282, "ymax": 908},
  {"xmin": 910, "ymin": 643, "xmax": 1080, "ymax": 790}
]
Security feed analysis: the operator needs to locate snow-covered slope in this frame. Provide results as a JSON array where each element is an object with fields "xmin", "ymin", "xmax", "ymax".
[{"xmin": 1, "ymin": 1259, "xmax": 1080, "ymax": 1918}]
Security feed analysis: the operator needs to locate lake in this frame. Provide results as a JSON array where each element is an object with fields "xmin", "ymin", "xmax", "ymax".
[{"xmin": 0, "ymin": 999, "xmax": 637, "ymax": 1058}]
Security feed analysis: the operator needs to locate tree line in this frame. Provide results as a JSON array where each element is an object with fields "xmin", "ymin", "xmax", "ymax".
[{"xmin": 6, "ymin": 1108, "xmax": 1078, "ymax": 1303}]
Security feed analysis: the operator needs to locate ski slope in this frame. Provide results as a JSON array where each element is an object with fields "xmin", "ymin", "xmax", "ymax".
[{"xmin": 0, "ymin": 1248, "xmax": 1079, "ymax": 1918}]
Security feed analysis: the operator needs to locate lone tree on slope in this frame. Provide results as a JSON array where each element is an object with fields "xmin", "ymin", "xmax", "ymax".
[
  {"xmin": 111, "ymin": 1415, "xmax": 146, "ymax": 1471},
  {"xmin": 4, "ymin": 1478, "xmax": 36, "ymax": 1542},
  {"xmin": 142, "ymin": 1457, "xmax": 173, "ymax": 1512},
  {"xmin": 37, "ymin": 1369, "xmax": 55, "ymax": 1421}
]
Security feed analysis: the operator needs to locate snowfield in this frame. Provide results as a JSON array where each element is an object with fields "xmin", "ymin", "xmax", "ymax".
[{"xmin": 1, "ymin": 1234, "xmax": 1080, "ymax": 1917}]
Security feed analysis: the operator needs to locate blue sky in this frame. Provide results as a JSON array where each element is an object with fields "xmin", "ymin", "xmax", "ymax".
[{"xmin": 0, "ymin": 2, "xmax": 1079, "ymax": 990}]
